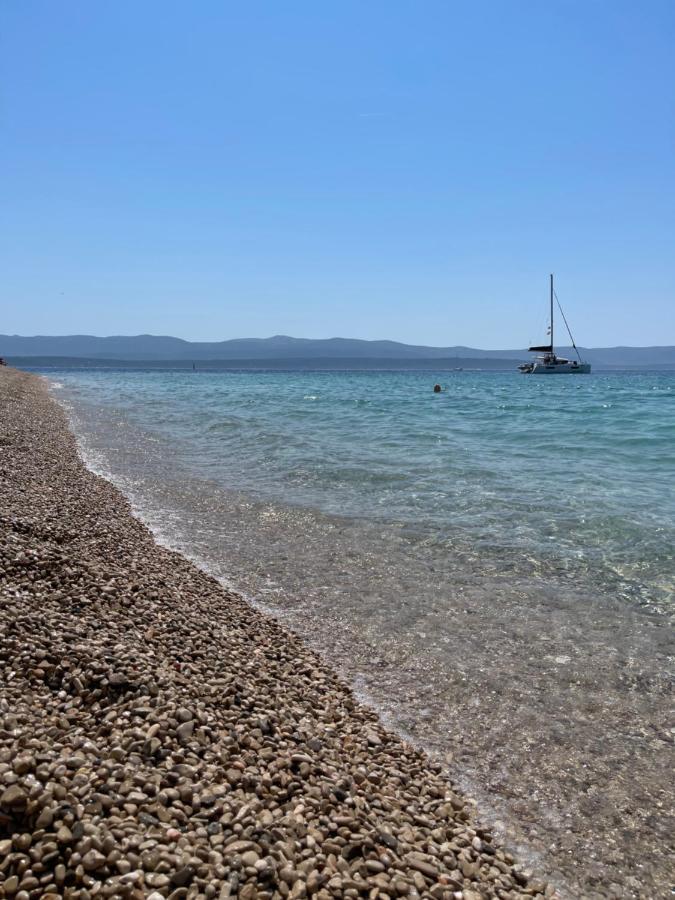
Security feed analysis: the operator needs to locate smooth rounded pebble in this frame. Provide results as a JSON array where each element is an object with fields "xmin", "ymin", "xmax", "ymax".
[{"xmin": 0, "ymin": 367, "xmax": 555, "ymax": 899}]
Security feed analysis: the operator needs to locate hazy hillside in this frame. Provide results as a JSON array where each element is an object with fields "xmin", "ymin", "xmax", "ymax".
[
  {"xmin": 1, "ymin": 334, "xmax": 674, "ymax": 367},
  {"xmin": 0, "ymin": 333, "xmax": 523, "ymax": 360}
]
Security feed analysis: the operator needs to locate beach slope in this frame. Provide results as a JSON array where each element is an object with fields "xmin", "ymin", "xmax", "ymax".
[{"xmin": 0, "ymin": 368, "xmax": 548, "ymax": 899}]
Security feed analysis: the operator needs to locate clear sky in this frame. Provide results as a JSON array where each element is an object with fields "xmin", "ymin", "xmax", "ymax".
[{"xmin": 1, "ymin": 1, "xmax": 673, "ymax": 348}]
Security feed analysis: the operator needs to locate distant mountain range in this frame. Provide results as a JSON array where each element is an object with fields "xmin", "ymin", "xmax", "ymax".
[{"xmin": 2, "ymin": 333, "xmax": 674, "ymax": 368}]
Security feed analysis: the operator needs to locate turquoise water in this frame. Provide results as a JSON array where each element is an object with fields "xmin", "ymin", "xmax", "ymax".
[
  {"xmin": 50, "ymin": 368, "xmax": 674, "ymax": 614},
  {"xmin": 43, "ymin": 366, "xmax": 675, "ymax": 896}
]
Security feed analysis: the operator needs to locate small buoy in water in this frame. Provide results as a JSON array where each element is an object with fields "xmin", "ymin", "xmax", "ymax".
[{"xmin": 433, "ymin": 383, "xmax": 442, "ymax": 393}]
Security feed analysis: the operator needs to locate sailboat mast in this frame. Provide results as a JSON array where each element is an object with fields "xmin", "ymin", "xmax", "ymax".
[{"xmin": 550, "ymin": 273, "xmax": 554, "ymax": 353}]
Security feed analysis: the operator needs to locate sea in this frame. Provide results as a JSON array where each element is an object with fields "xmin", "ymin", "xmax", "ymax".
[{"xmin": 36, "ymin": 365, "xmax": 674, "ymax": 898}]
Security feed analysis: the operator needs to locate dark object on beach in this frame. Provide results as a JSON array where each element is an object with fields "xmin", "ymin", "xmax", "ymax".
[
  {"xmin": 433, "ymin": 383, "xmax": 442, "ymax": 393},
  {"xmin": 0, "ymin": 357, "xmax": 6, "ymax": 366}
]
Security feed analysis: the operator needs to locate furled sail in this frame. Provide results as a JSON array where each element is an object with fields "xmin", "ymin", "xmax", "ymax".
[{"xmin": 529, "ymin": 344, "xmax": 553, "ymax": 352}]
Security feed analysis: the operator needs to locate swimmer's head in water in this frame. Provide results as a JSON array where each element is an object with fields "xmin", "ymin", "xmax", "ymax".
[{"xmin": 433, "ymin": 383, "xmax": 442, "ymax": 393}]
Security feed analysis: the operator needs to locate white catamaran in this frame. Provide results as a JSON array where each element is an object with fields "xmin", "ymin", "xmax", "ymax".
[{"xmin": 518, "ymin": 275, "xmax": 591, "ymax": 374}]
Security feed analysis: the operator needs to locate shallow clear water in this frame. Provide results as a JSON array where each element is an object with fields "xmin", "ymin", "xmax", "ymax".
[
  {"xmin": 42, "ymin": 367, "xmax": 674, "ymax": 897},
  {"xmin": 50, "ymin": 368, "xmax": 675, "ymax": 615}
]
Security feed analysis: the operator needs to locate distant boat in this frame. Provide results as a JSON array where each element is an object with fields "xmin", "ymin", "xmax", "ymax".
[{"xmin": 518, "ymin": 275, "xmax": 591, "ymax": 374}]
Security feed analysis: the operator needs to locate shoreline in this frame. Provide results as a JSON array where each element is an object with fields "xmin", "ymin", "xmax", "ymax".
[
  {"xmin": 0, "ymin": 366, "xmax": 551, "ymax": 898},
  {"xmin": 47, "ymin": 367, "xmax": 675, "ymax": 900}
]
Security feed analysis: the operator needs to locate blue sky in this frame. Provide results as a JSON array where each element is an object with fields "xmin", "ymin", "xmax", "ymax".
[{"xmin": 1, "ymin": 1, "xmax": 673, "ymax": 347}]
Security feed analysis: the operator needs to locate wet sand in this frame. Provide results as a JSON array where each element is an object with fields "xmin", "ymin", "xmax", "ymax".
[{"xmin": 0, "ymin": 367, "xmax": 552, "ymax": 899}]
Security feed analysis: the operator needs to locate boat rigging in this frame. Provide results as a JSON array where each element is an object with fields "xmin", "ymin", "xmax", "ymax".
[{"xmin": 518, "ymin": 275, "xmax": 591, "ymax": 374}]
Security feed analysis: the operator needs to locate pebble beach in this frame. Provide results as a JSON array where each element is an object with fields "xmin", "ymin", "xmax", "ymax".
[{"xmin": 0, "ymin": 366, "xmax": 555, "ymax": 899}]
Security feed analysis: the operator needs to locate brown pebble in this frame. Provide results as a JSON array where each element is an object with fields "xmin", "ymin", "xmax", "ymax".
[{"xmin": 0, "ymin": 368, "xmax": 550, "ymax": 900}]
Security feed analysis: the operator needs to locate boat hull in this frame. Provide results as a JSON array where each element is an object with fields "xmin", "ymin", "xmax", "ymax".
[{"xmin": 530, "ymin": 362, "xmax": 591, "ymax": 374}]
